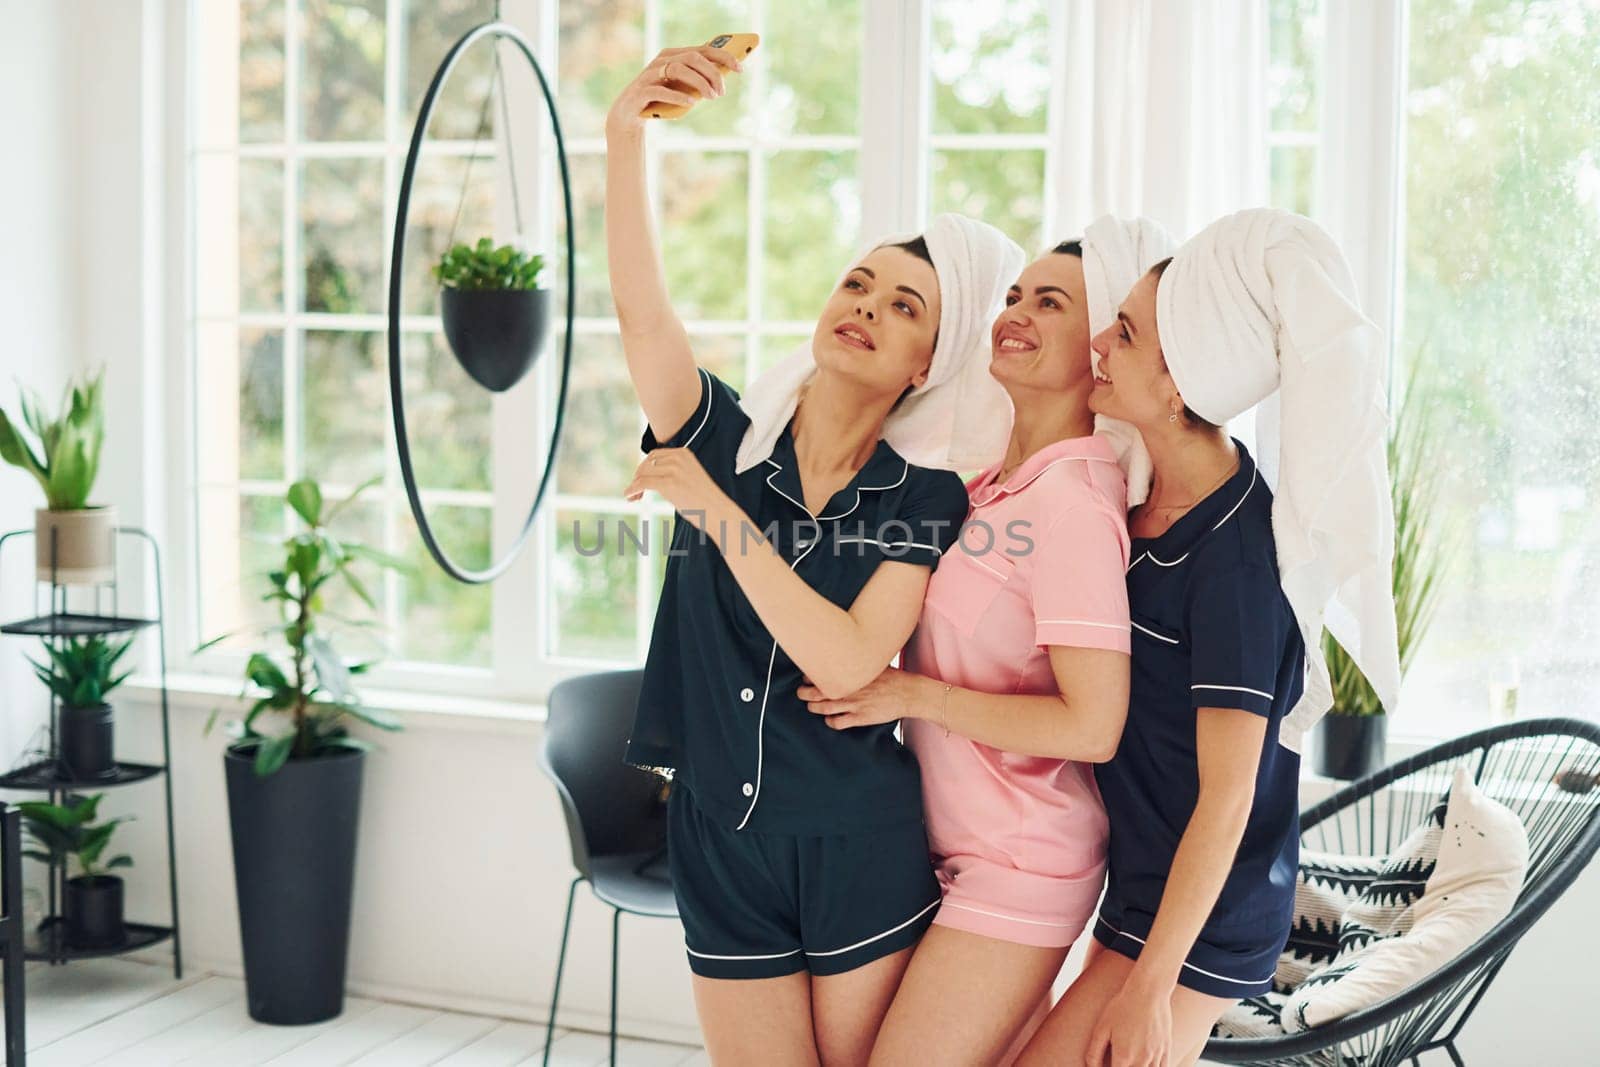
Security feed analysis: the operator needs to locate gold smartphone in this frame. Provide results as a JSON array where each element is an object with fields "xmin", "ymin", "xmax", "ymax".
[{"xmin": 641, "ymin": 33, "xmax": 761, "ymax": 120}]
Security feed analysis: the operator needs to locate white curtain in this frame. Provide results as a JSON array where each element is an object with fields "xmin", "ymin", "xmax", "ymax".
[{"xmin": 1051, "ymin": 0, "xmax": 1268, "ymax": 244}]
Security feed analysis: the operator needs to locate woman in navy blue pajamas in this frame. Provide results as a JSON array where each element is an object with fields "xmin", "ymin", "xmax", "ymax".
[
  {"xmin": 1017, "ymin": 260, "xmax": 1301, "ymax": 1067},
  {"xmin": 604, "ymin": 49, "xmax": 1021, "ymax": 1065}
]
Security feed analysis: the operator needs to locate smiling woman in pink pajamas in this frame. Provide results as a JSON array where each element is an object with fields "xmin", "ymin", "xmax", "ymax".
[{"xmin": 800, "ymin": 219, "xmax": 1175, "ymax": 1064}]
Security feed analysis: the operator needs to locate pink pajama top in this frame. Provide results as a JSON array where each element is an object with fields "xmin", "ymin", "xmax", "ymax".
[{"xmin": 902, "ymin": 433, "xmax": 1132, "ymax": 947}]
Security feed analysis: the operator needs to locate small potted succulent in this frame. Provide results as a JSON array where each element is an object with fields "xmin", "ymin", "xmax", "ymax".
[
  {"xmin": 29, "ymin": 634, "xmax": 134, "ymax": 781},
  {"xmin": 1315, "ymin": 365, "xmax": 1454, "ymax": 779},
  {"xmin": 433, "ymin": 236, "xmax": 549, "ymax": 392},
  {"xmin": 200, "ymin": 476, "xmax": 408, "ymax": 1025},
  {"xmin": 18, "ymin": 792, "xmax": 133, "ymax": 948},
  {"xmin": 0, "ymin": 369, "xmax": 113, "ymax": 584}
]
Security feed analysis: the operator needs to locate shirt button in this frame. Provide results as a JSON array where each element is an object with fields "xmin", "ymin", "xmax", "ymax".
[
  {"xmin": 739, "ymin": 687, "xmax": 755, "ymax": 702},
  {"xmin": 742, "ymin": 782, "xmax": 754, "ymax": 797}
]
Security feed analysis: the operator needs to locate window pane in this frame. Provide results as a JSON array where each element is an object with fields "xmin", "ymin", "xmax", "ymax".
[
  {"xmin": 930, "ymin": 1, "xmax": 1050, "ymax": 135},
  {"xmin": 195, "ymin": 156, "xmax": 284, "ymax": 317},
  {"xmin": 555, "ymin": 152, "xmax": 612, "ymax": 320},
  {"xmin": 691, "ymin": 333, "xmax": 746, "ymax": 393},
  {"xmin": 299, "ymin": 0, "xmax": 385, "ymax": 141},
  {"xmin": 195, "ymin": 0, "xmax": 285, "ymax": 145},
  {"xmin": 397, "ymin": 503, "xmax": 492, "ymax": 666},
  {"xmin": 931, "ymin": 149, "xmax": 1045, "ymax": 252},
  {"xmin": 240, "ymin": 330, "xmax": 285, "ymax": 481},
  {"xmin": 406, "ymin": 0, "xmax": 497, "ymax": 143},
  {"xmin": 400, "ymin": 331, "xmax": 492, "ymax": 493},
  {"xmin": 759, "ymin": 332, "xmax": 810, "ymax": 377},
  {"xmin": 302, "ymin": 158, "xmax": 385, "ymax": 313},
  {"xmin": 556, "ymin": 333, "xmax": 638, "ymax": 498},
  {"xmin": 765, "ymin": 151, "xmax": 860, "ymax": 323},
  {"xmin": 558, "ymin": 0, "xmax": 646, "ymax": 141},
  {"xmin": 196, "ymin": 490, "xmax": 285, "ymax": 648},
  {"xmin": 660, "ymin": 151, "xmax": 749, "ymax": 321},
  {"xmin": 553, "ymin": 509, "xmax": 639, "ymax": 661},
  {"xmin": 1399, "ymin": 0, "xmax": 1600, "ymax": 734},
  {"xmin": 401, "ymin": 150, "xmax": 497, "ymax": 317},
  {"xmin": 765, "ymin": 0, "xmax": 861, "ymax": 135},
  {"xmin": 302, "ymin": 330, "xmax": 387, "ymax": 487},
  {"xmin": 1268, "ymin": 0, "xmax": 1323, "ymax": 133},
  {"xmin": 1269, "ymin": 144, "xmax": 1316, "ymax": 216},
  {"xmin": 659, "ymin": 0, "xmax": 754, "ymax": 138}
]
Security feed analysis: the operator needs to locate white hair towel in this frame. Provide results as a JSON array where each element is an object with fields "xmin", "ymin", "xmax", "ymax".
[
  {"xmin": 733, "ymin": 213, "xmax": 1025, "ymax": 474},
  {"xmin": 1155, "ymin": 207, "xmax": 1401, "ymax": 754}
]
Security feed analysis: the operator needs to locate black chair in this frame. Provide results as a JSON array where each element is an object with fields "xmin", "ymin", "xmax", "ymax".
[
  {"xmin": 1204, "ymin": 717, "xmax": 1600, "ymax": 1067},
  {"xmin": 538, "ymin": 670, "xmax": 677, "ymax": 1067},
  {"xmin": 0, "ymin": 803, "xmax": 25, "ymax": 1065}
]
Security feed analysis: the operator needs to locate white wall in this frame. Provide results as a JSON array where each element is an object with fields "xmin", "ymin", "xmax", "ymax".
[{"xmin": 0, "ymin": 0, "xmax": 78, "ymax": 760}]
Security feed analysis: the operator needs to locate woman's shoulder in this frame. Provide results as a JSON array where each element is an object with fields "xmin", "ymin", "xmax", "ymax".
[{"xmin": 1028, "ymin": 451, "xmax": 1129, "ymax": 528}]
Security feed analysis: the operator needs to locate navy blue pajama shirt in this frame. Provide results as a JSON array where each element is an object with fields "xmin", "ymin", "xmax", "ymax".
[
  {"xmin": 1092, "ymin": 440, "xmax": 1306, "ymax": 998},
  {"xmin": 626, "ymin": 366, "xmax": 971, "ymax": 979}
]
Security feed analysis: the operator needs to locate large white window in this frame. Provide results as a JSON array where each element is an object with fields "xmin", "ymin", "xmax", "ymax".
[
  {"xmin": 183, "ymin": 0, "xmax": 1075, "ymax": 699},
  {"xmin": 1392, "ymin": 0, "xmax": 1600, "ymax": 735}
]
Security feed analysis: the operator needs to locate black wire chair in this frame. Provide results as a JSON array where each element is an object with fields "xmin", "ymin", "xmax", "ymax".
[{"xmin": 1203, "ymin": 717, "xmax": 1600, "ymax": 1067}]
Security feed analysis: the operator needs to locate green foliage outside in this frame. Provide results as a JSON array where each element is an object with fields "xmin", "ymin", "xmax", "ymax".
[
  {"xmin": 0, "ymin": 369, "xmax": 106, "ymax": 511},
  {"xmin": 18, "ymin": 793, "xmax": 133, "ymax": 880}
]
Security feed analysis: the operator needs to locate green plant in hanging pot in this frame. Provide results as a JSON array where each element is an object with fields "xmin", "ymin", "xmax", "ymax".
[
  {"xmin": 199, "ymin": 475, "xmax": 410, "ymax": 1026},
  {"xmin": 17, "ymin": 792, "xmax": 133, "ymax": 949},
  {"xmin": 0, "ymin": 368, "xmax": 114, "ymax": 585},
  {"xmin": 434, "ymin": 236, "xmax": 549, "ymax": 393},
  {"xmin": 29, "ymin": 634, "xmax": 135, "ymax": 781},
  {"xmin": 1314, "ymin": 362, "xmax": 1455, "ymax": 781}
]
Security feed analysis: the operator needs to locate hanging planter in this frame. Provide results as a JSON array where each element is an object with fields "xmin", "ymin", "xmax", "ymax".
[{"xmin": 435, "ymin": 238, "xmax": 550, "ymax": 393}]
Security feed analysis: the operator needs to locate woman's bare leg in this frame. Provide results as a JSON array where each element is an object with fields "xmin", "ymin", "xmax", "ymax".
[
  {"xmin": 693, "ymin": 971, "xmax": 820, "ymax": 1066},
  {"xmin": 810, "ymin": 945, "xmax": 916, "ymax": 1066},
  {"xmin": 869, "ymin": 925, "xmax": 1068, "ymax": 1066},
  {"xmin": 1014, "ymin": 948, "xmax": 1233, "ymax": 1066}
]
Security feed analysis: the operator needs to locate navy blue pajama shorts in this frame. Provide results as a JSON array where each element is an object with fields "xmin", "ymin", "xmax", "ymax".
[{"xmin": 666, "ymin": 781, "xmax": 942, "ymax": 980}]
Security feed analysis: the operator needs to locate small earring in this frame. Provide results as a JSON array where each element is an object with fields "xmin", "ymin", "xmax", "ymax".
[{"xmin": 1168, "ymin": 410, "xmax": 1179, "ymax": 423}]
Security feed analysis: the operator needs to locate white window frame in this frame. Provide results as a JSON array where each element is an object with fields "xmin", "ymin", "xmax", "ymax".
[{"xmin": 163, "ymin": 0, "xmax": 1033, "ymax": 708}]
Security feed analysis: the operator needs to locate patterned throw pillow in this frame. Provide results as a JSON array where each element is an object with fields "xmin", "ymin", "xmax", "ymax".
[{"xmin": 1212, "ymin": 796, "xmax": 1448, "ymax": 1041}]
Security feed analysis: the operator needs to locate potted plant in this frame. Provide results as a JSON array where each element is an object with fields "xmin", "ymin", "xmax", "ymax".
[
  {"xmin": 17, "ymin": 792, "xmax": 133, "ymax": 948},
  {"xmin": 433, "ymin": 236, "xmax": 549, "ymax": 393},
  {"xmin": 0, "ymin": 369, "xmax": 113, "ymax": 584},
  {"xmin": 1314, "ymin": 368, "xmax": 1454, "ymax": 779},
  {"xmin": 201, "ymin": 476, "xmax": 407, "ymax": 1025},
  {"xmin": 28, "ymin": 634, "xmax": 134, "ymax": 781}
]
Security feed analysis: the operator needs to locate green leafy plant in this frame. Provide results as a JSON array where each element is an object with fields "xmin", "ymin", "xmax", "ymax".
[
  {"xmin": 17, "ymin": 793, "xmax": 133, "ymax": 879},
  {"xmin": 433, "ymin": 237, "xmax": 545, "ymax": 291},
  {"xmin": 28, "ymin": 634, "xmax": 135, "ymax": 708},
  {"xmin": 1324, "ymin": 361, "xmax": 1455, "ymax": 717},
  {"xmin": 0, "ymin": 369, "xmax": 107, "ymax": 510},
  {"xmin": 201, "ymin": 477, "xmax": 411, "ymax": 777}
]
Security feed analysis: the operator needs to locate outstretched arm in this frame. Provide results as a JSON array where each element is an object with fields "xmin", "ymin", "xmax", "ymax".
[{"xmin": 604, "ymin": 48, "xmax": 738, "ymax": 442}]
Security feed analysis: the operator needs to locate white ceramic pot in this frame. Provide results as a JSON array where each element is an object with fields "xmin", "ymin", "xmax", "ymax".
[{"xmin": 35, "ymin": 506, "xmax": 117, "ymax": 585}]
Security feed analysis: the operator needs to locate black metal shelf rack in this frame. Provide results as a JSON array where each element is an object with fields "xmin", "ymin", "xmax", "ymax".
[{"xmin": 0, "ymin": 526, "xmax": 181, "ymax": 976}]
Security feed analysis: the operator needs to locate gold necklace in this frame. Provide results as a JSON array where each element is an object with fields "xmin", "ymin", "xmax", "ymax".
[{"xmin": 1141, "ymin": 456, "xmax": 1240, "ymax": 515}]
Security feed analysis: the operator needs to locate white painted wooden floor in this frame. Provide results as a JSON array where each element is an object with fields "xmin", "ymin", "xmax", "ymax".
[{"xmin": 11, "ymin": 957, "xmax": 706, "ymax": 1066}]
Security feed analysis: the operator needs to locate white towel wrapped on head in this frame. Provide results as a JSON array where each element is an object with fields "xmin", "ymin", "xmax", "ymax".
[
  {"xmin": 1080, "ymin": 214, "xmax": 1178, "ymax": 506},
  {"xmin": 1154, "ymin": 207, "xmax": 1401, "ymax": 754},
  {"xmin": 734, "ymin": 213, "xmax": 1025, "ymax": 475}
]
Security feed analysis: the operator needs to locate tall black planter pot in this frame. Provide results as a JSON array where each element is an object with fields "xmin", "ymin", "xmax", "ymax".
[
  {"xmin": 1313, "ymin": 713, "xmax": 1388, "ymax": 781},
  {"xmin": 225, "ymin": 744, "xmax": 364, "ymax": 1025}
]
